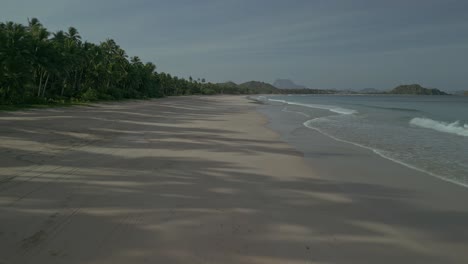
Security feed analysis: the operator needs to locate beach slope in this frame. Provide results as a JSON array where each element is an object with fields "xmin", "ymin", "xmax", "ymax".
[{"xmin": 1, "ymin": 96, "xmax": 467, "ymax": 263}]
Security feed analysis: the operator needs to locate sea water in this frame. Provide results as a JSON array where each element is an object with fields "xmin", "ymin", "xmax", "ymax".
[{"xmin": 261, "ymin": 95, "xmax": 468, "ymax": 187}]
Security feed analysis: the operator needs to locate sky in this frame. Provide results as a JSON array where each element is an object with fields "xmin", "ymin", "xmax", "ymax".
[{"xmin": 2, "ymin": 0, "xmax": 468, "ymax": 91}]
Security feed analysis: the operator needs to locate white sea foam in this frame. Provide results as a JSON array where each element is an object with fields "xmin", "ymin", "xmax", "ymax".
[
  {"xmin": 268, "ymin": 99, "xmax": 357, "ymax": 115},
  {"xmin": 303, "ymin": 118, "xmax": 468, "ymax": 188},
  {"xmin": 410, "ymin": 117, "xmax": 468, "ymax": 137},
  {"xmin": 281, "ymin": 107, "xmax": 311, "ymax": 118}
]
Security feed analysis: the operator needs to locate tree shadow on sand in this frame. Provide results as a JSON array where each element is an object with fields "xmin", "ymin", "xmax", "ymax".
[{"xmin": 1, "ymin": 96, "xmax": 468, "ymax": 264}]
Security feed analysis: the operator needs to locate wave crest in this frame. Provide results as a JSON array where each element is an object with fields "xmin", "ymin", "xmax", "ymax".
[
  {"xmin": 410, "ymin": 117, "xmax": 468, "ymax": 137},
  {"xmin": 268, "ymin": 99, "xmax": 357, "ymax": 115}
]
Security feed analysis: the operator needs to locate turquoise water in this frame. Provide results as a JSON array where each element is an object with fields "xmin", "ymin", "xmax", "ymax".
[{"xmin": 261, "ymin": 95, "xmax": 468, "ymax": 187}]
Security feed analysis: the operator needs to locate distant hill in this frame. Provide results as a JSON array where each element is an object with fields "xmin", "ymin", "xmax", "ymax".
[
  {"xmin": 465, "ymin": 91, "xmax": 468, "ymax": 96},
  {"xmin": 388, "ymin": 84, "xmax": 449, "ymax": 95},
  {"xmin": 273, "ymin": 79, "xmax": 307, "ymax": 89},
  {"xmin": 217, "ymin": 81, "xmax": 237, "ymax": 86},
  {"xmin": 215, "ymin": 81, "xmax": 241, "ymax": 94},
  {"xmin": 217, "ymin": 81, "xmax": 238, "ymax": 87},
  {"xmin": 215, "ymin": 81, "xmax": 279, "ymax": 94},
  {"xmin": 216, "ymin": 80, "xmax": 340, "ymax": 95},
  {"xmin": 239, "ymin": 81, "xmax": 279, "ymax": 94}
]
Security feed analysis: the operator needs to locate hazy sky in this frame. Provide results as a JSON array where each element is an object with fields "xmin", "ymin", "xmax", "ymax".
[{"xmin": 2, "ymin": 0, "xmax": 468, "ymax": 90}]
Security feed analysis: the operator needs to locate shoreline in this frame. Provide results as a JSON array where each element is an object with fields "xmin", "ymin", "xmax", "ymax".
[
  {"xmin": 256, "ymin": 95, "xmax": 468, "ymax": 189},
  {"xmin": 259, "ymin": 100, "xmax": 468, "ymax": 189},
  {"xmin": 1, "ymin": 95, "xmax": 468, "ymax": 263},
  {"xmin": 303, "ymin": 118, "xmax": 468, "ymax": 189}
]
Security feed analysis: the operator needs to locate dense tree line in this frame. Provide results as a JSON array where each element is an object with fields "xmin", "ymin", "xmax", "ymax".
[
  {"xmin": 0, "ymin": 19, "xmax": 281, "ymax": 105},
  {"xmin": 3, "ymin": 19, "xmax": 453, "ymax": 106}
]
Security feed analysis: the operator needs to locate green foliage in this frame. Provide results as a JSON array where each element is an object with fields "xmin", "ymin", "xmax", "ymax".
[
  {"xmin": 201, "ymin": 88, "xmax": 216, "ymax": 95},
  {"xmin": 239, "ymin": 81, "xmax": 278, "ymax": 94},
  {"xmin": 80, "ymin": 88, "xmax": 98, "ymax": 101},
  {"xmin": 0, "ymin": 19, "xmax": 257, "ymax": 105},
  {"xmin": 1, "ymin": 18, "xmax": 333, "ymax": 106},
  {"xmin": 389, "ymin": 84, "xmax": 448, "ymax": 95},
  {"xmin": 216, "ymin": 81, "xmax": 336, "ymax": 95}
]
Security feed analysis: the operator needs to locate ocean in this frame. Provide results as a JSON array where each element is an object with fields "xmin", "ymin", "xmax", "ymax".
[{"xmin": 257, "ymin": 94, "xmax": 468, "ymax": 187}]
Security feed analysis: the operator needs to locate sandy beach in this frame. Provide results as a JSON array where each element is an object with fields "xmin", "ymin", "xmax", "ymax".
[{"xmin": 1, "ymin": 95, "xmax": 468, "ymax": 264}]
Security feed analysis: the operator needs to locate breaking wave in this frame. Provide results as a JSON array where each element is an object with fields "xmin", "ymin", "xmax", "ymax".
[
  {"xmin": 268, "ymin": 99, "xmax": 357, "ymax": 115},
  {"xmin": 410, "ymin": 117, "xmax": 468, "ymax": 137}
]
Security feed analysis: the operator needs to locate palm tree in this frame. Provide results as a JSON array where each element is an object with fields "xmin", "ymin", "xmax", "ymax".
[
  {"xmin": 0, "ymin": 22, "xmax": 32, "ymax": 102},
  {"xmin": 1, "ymin": 18, "xmax": 241, "ymax": 104},
  {"xmin": 28, "ymin": 19, "xmax": 54, "ymax": 98}
]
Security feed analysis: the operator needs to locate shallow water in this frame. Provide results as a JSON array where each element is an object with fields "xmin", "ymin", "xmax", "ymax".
[{"xmin": 258, "ymin": 95, "xmax": 468, "ymax": 187}]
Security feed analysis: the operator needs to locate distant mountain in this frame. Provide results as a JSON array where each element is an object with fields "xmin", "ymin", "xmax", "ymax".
[
  {"xmin": 388, "ymin": 84, "xmax": 449, "ymax": 95},
  {"xmin": 273, "ymin": 79, "xmax": 307, "ymax": 89}
]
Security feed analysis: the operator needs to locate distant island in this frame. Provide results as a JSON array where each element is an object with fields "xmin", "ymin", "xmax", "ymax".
[
  {"xmin": 387, "ymin": 84, "xmax": 449, "ymax": 95},
  {"xmin": 273, "ymin": 79, "xmax": 307, "ymax": 89}
]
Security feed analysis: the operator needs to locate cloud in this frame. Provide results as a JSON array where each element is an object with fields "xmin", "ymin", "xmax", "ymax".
[{"xmin": 1, "ymin": 0, "xmax": 468, "ymax": 90}]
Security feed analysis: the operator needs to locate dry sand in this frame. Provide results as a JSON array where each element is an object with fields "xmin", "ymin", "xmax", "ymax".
[{"xmin": 0, "ymin": 95, "xmax": 467, "ymax": 263}]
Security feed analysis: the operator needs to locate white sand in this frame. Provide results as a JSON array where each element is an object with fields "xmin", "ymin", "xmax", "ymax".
[{"xmin": 0, "ymin": 95, "xmax": 467, "ymax": 263}]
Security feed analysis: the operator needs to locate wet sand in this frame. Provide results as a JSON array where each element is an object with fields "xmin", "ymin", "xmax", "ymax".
[{"xmin": 1, "ymin": 95, "xmax": 468, "ymax": 263}]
